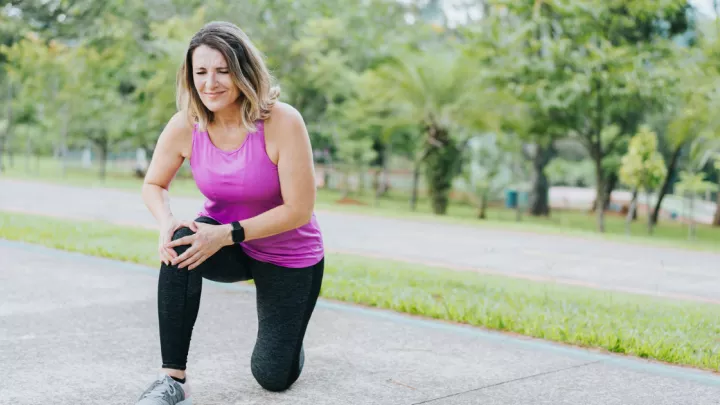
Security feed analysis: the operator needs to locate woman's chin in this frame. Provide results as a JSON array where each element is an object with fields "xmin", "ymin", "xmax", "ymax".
[
  {"xmin": 202, "ymin": 98, "xmax": 238, "ymax": 113},
  {"xmin": 203, "ymin": 101, "xmax": 230, "ymax": 112}
]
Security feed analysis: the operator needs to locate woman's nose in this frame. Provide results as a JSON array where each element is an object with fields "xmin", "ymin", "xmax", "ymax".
[{"xmin": 206, "ymin": 73, "xmax": 217, "ymax": 88}]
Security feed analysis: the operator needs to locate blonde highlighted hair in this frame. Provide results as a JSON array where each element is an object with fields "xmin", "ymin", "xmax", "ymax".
[{"xmin": 176, "ymin": 21, "xmax": 280, "ymax": 132}]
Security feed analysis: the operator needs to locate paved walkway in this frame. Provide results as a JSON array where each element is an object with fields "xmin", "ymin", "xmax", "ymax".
[
  {"xmin": 1, "ymin": 240, "xmax": 719, "ymax": 404},
  {"xmin": 1, "ymin": 179, "xmax": 719, "ymax": 303}
]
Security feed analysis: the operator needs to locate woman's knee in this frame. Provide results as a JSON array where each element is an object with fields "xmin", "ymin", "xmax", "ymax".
[
  {"xmin": 251, "ymin": 365, "xmax": 289, "ymax": 392},
  {"xmin": 172, "ymin": 226, "xmax": 195, "ymax": 241},
  {"xmin": 168, "ymin": 227, "xmax": 195, "ymax": 259},
  {"xmin": 250, "ymin": 357, "xmax": 301, "ymax": 392},
  {"xmin": 171, "ymin": 217, "xmax": 216, "ymax": 242},
  {"xmin": 170, "ymin": 217, "xmax": 217, "ymax": 255}
]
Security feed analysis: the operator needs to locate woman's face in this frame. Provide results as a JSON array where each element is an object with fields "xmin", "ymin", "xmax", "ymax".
[{"xmin": 191, "ymin": 44, "xmax": 240, "ymax": 113}]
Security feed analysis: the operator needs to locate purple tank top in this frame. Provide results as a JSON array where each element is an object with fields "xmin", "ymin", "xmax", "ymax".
[{"xmin": 189, "ymin": 120, "xmax": 324, "ymax": 268}]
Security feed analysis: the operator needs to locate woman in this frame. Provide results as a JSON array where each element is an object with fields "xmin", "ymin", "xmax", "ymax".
[{"xmin": 136, "ymin": 21, "xmax": 325, "ymax": 405}]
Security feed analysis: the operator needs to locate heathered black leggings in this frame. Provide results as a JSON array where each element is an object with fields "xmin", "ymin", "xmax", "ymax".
[{"xmin": 157, "ymin": 216, "xmax": 324, "ymax": 392}]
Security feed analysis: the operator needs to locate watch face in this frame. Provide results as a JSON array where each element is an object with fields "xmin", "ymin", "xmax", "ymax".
[{"xmin": 232, "ymin": 224, "xmax": 244, "ymax": 242}]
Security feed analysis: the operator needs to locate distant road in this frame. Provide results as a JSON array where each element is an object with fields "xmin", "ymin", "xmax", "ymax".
[{"xmin": 1, "ymin": 178, "xmax": 719, "ymax": 303}]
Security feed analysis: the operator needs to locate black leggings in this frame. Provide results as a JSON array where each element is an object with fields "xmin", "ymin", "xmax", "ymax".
[{"xmin": 157, "ymin": 216, "xmax": 324, "ymax": 392}]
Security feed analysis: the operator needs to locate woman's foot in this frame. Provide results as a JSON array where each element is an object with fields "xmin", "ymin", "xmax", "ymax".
[{"xmin": 135, "ymin": 373, "xmax": 192, "ymax": 405}]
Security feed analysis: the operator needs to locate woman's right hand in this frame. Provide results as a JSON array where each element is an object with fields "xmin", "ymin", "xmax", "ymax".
[{"xmin": 159, "ymin": 216, "xmax": 198, "ymax": 266}]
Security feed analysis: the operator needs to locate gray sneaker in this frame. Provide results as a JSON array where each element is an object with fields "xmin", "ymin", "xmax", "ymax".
[{"xmin": 136, "ymin": 373, "xmax": 192, "ymax": 405}]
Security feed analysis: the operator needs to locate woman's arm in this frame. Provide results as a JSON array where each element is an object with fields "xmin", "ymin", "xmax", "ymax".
[
  {"xmin": 141, "ymin": 111, "xmax": 192, "ymax": 224},
  {"xmin": 229, "ymin": 103, "xmax": 317, "ymax": 242}
]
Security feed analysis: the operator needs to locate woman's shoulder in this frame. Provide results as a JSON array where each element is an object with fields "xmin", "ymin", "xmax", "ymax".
[
  {"xmin": 159, "ymin": 110, "xmax": 194, "ymax": 157},
  {"xmin": 167, "ymin": 109, "xmax": 195, "ymax": 134},
  {"xmin": 264, "ymin": 102, "xmax": 305, "ymax": 138}
]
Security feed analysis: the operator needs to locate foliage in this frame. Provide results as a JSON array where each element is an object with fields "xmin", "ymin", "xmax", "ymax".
[
  {"xmin": 354, "ymin": 48, "xmax": 520, "ymax": 214},
  {"xmin": 545, "ymin": 158, "xmax": 596, "ymax": 187},
  {"xmin": 618, "ymin": 126, "xmax": 667, "ymax": 192},
  {"xmin": 1, "ymin": 0, "xmax": 719, "ymax": 236},
  {"xmin": 675, "ymin": 171, "xmax": 718, "ymax": 195},
  {"xmin": 461, "ymin": 133, "xmax": 514, "ymax": 218}
]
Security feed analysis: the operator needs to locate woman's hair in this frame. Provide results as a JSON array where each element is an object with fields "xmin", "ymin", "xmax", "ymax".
[{"xmin": 176, "ymin": 21, "xmax": 280, "ymax": 132}]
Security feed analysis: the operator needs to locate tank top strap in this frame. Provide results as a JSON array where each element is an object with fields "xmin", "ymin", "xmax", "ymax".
[
  {"xmin": 253, "ymin": 120, "xmax": 265, "ymax": 139},
  {"xmin": 247, "ymin": 119, "xmax": 266, "ymax": 148},
  {"xmin": 190, "ymin": 123, "xmax": 206, "ymax": 165},
  {"xmin": 192, "ymin": 122, "xmax": 205, "ymax": 138}
]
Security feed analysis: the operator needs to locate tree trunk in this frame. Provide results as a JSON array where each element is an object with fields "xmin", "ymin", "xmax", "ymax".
[
  {"xmin": 529, "ymin": 144, "xmax": 554, "ymax": 216},
  {"xmin": 646, "ymin": 188, "xmax": 653, "ymax": 235},
  {"xmin": 591, "ymin": 170, "xmax": 618, "ymax": 211},
  {"xmin": 358, "ymin": 165, "xmax": 366, "ymax": 196},
  {"xmin": 24, "ymin": 135, "xmax": 32, "ymax": 174},
  {"xmin": 410, "ymin": 160, "xmax": 421, "ymax": 211},
  {"xmin": 423, "ymin": 123, "xmax": 457, "ymax": 215},
  {"xmin": 482, "ymin": 0, "xmax": 491, "ymax": 17},
  {"xmin": 0, "ymin": 136, "xmax": 4, "ymax": 173},
  {"xmin": 712, "ymin": 199, "xmax": 720, "ymax": 227},
  {"xmin": 0, "ymin": 80, "xmax": 13, "ymax": 173},
  {"xmin": 651, "ymin": 144, "xmax": 682, "ymax": 225},
  {"xmin": 341, "ymin": 168, "xmax": 350, "ymax": 199},
  {"xmin": 97, "ymin": 138, "xmax": 109, "ymax": 181},
  {"xmin": 590, "ymin": 73, "xmax": 606, "ymax": 233},
  {"xmin": 603, "ymin": 172, "xmax": 617, "ymax": 210},
  {"xmin": 595, "ymin": 164, "xmax": 606, "ymax": 233},
  {"xmin": 625, "ymin": 188, "xmax": 638, "ymax": 235},
  {"xmin": 688, "ymin": 194, "xmax": 696, "ymax": 240},
  {"xmin": 478, "ymin": 190, "xmax": 488, "ymax": 219},
  {"xmin": 375, "ymin": 142, "xmax": 391, "ymax": 204},
  {"xmin": 60, "ymin": 106, "xmax": 69, "ymax": 178}
]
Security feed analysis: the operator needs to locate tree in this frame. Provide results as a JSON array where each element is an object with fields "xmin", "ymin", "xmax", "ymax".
[
  {"xmin": 63, "ymin": 15, "xmax": 146, "ymax": 179},
  {"xmin": 528, "ymin": 0, "xmax": 684, "ymax": 233},
  {"xmin": 473, "ymin": 0, "xmax": 693, "ymax": 223},
  {"xmin": 714, "ymin": 159, "xmax": 720, "ymax": 226},
  {"xmin": 355, "ymin": 48, "xmax": 519, "ymax": 214},
  {"xmin": 649, "ymin": 51, "xmax": 720, "ymax": 226},
  {"xmin": 133, "ymin": 10, "xmax": 207, "ymax": 155},
  {"xmin": 1, "ymin": 33, "xmax": 69, "ymax": 173},
  {"xmin": 472, "ymin": 1, "xmax": 570, "ymax": 218},
  {"xmin": 675, "ymin": 170, "xmax": 717, "ymax": 240},
  {"xmin": 461, "ymin": 132, "xmax": 513, "ymax": 219},
  {"xmin": 680, "ymin": 135, "xmax": 720, "ymax": 230},
  {"xmin": 618, "ymin": 125, "xmax": 667, "ymax": 234}
]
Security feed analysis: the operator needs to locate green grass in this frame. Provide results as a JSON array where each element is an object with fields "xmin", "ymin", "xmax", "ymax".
[
  {"xmin": 2, "ymin": 155, "xmax": 718, "ymax": 252},
  {"xmin": 2, "ymin": 210, "xmax": 720, "ymax": 372}
]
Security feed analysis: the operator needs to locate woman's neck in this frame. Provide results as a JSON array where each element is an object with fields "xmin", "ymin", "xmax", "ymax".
[{"xmin": 211, "ymin": 104, "xmax": 243, "ymax": 132}]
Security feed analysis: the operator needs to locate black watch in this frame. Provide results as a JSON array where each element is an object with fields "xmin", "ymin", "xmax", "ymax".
[{"xmin": 230, "ymin": 221, "xmax": 245, "ymax": 243}]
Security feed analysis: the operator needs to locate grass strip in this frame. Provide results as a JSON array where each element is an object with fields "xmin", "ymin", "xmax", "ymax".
[{"xmin": 1, "ymin": 210, "xmax": 719, "ymax": 372}]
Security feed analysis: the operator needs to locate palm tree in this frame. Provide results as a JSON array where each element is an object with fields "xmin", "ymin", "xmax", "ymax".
[{"xmin": 356, "ymin": 49, "xmax": 521, "ymax": 214}]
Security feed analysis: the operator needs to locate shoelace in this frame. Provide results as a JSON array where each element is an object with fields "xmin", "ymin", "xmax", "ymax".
[{"xmin": 141, "ymin": 378, "xmax": 178, "ymax": 400}]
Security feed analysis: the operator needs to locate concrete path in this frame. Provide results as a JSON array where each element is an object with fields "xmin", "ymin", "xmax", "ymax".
[
  {"xmin": 2, "ymin": 240, "xmax": 720, "ymax": 404},
  {"xmin": 1, "ymin": 178, "xmax": 719, "ymax": 303}
]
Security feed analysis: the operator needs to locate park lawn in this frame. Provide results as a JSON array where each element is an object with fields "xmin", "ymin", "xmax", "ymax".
[
  {"xmin": 2, "ymin": 210, "xmax": 720, "ymax": 372},
  {"xmin": 2, "ymin": 156, "xmax": 718, "ymax": 252}
]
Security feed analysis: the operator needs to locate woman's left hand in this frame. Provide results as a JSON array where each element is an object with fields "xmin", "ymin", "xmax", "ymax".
[{"xmin": 165, "ymin": 222, "xmax": 232, "ymax": 270}]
